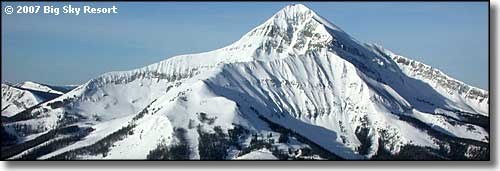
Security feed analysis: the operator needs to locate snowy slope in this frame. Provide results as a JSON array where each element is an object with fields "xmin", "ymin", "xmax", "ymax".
[
  {"xmin": 1, "ymin": 4, "xmax": 488, "ymax": 160},
  {"xmin": 16, "ymin": 81, "xmax": 65, "ymax": 95},
  {"xmin": 365, "ymin": 44, "xmax": 488, "ymax": 114},
  {"xmin": 1, "ymin": 83, "xmax": 45, "ymax": 117},
  {"xmin": 236, "ymin": 148, "xmax": 278, "ymax": 160},
  {"xmin": 1, "ymin": 82, "xmax": 77, "ymax": 117}
]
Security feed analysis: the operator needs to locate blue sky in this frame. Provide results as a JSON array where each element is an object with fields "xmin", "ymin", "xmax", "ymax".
[{"xmin": 1, "ymin": 2, "xmax": 489, "ymax": 89}]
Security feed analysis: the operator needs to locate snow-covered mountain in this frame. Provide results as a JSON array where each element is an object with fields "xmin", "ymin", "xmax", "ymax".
[
  {"xmin": 15, "ymin": 81, "xmax": 76, "ymax": 95},
  {"xmin": 1, "ymin": 83, "xmax": 45, "ymax": 117},
  {"xmin": 1, "ymin": 82, "xmax": 76, "ymax": 117},
  {"xmin": 1, "ymin": 4, "xmax": 488, "ymax": 160}
]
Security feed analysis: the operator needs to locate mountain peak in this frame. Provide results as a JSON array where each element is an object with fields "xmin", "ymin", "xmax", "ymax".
[
  {"xmin": 271, "ymin": 4, "xmax": 316, "ymax": 23},
  {"xmin": 232, "ymin": 4, "xmax": 348, "ymax": 61},
  {"xmin": 280, "ymin": 4, "xmax": 313, "ymax": 14},
  {"xmin": 259, "ymin": 4, "xmax": 347, "ymax": 37}
]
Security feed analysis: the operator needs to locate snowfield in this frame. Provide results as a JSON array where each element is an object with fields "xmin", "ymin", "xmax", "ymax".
[{"xmin": 236, "ymin": 148, "xmax": 278, "ymax": 160}]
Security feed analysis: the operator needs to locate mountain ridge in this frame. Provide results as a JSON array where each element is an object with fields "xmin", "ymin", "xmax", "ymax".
[{"xmin": 1, "ymin": 81, "xmax": 77, "ymax": 117}]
